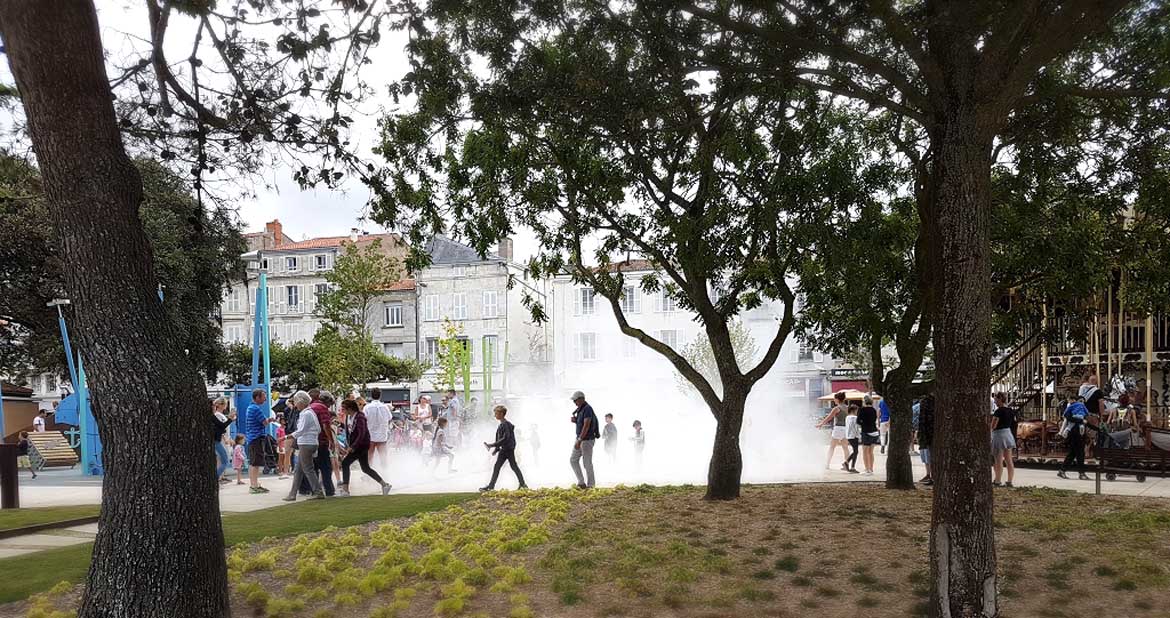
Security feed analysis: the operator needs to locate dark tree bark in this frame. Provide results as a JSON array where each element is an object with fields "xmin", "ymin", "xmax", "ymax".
[
  {"xmin": 705, "ymin": 390, "xmax": 746, "ymax": 500},
  {"xmin": 926, "ymin": 113, "xmax": 998, "ymax": 617},
  {"xmin": 0, "ymin": 2, "xmax": 230, "ymax": 617},
  {"xmin": 882, "ymin": 381, "xmax": 916, "ymax": 490}
]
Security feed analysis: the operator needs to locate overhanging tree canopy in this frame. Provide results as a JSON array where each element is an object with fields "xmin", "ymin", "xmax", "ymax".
[{"xmin": 377, "ymin": 2, "xmax": 891, "ymax": 498}]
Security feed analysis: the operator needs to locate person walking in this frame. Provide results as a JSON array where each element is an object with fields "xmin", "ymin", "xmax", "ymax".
[
  {"xmin": 415, "ymin": 395, "xmax": 434, "ymax": 435},
  {"xmin": 363, "ymin": 388, "xmax": 392, "ymax": 461},
  {"xmin": 283, "ymin": 390, "xmax": 325, "ymax": 501},
  {"xmin": 816, "ymin": 391, "xmax": 851, "ymax": 471},
  {"xmin": 337, "ymin": 399, "xmax": 392, "ymax": 496},
  {"xmin": 602, "ymin": 413, "xmax": 618, "ymax": 464},
  {"xmin": 878, "ymin": 395, "xmax": 891, "ymax": 454},
  {"xmin": 569, "ymin": 391, "xmax": 600, "ymax": 489},
  {"xmin": 445, "ymin": 389, "xmax": 463, "ymax": 445},
  {"xmin": 1058, "ymin": 396, "xmax": 1091, "ymax": 480},
  {"xmin": 310, "ymin": 391, "xmax": 338, "ymax": 497},
  {"xmin": 630, "ymin": 420, "xmax": 646, "ymax": 470},
  {"xmin": 857, "ymin": 395, "xmax": 880, "ymax": 475},
  {"xmin": 990, "ymin": 392, "xmax": 1017, "ymax": 487},
  {"xmin": 844, "ymin": 404, "xmax": 861, "ymax": 473},
  {"xmin": 481, "ymin": 405, "xmax": 527, "ymax": 491},
  {"xmin": 17, "ymin": 432, "xmax": 36, "ymax": 479},
  {"xmin": 244, "ymin": 388, "xmax": 275, "ymax": 494},
  {"xmin": 917, "ymin": 396, "xmax": 935, "ymax": 485},
  {"xmin": 431, "ymin": 417, "xmax": 457, "ymax": 473},
  {"xmin": 210, "ymin": 397, "xmax": 234, "ymax": 484}
]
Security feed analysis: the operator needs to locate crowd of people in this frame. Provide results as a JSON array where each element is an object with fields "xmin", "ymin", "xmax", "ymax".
[{"xmin": 209, "ymin": 387, "xmax": 647, "ymax": 496}]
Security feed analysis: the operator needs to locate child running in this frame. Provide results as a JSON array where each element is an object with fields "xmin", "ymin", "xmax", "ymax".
[
  {"xmin": 481, "ymin": 405, "xmax": 527, "ymax": 491},
  {"xmin": 630, "ymin": 420, "xmax": 645, "ymax": 470}
]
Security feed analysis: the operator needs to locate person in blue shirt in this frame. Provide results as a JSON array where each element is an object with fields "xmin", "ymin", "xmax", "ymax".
[
  {"xmin": 569, "ymin": 390, "xmax": 600, "ymax": 489},
  {"xmin": 1058, "ymin": 398, "xmax": 1091, "ymax": 480},
  {"xmin": 877, "ymin": 395, "xmax": 892, "ymax": 454},
  {"xmin": 244, "ymin": 388, "xmax": 274, "ymax": 494}
]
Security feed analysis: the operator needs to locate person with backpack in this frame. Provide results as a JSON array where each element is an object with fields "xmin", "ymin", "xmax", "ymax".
[
  {"xmin": 1058, "ymin": 395, "xmax": 1091, "ymax": 480},
  {"xmin": 569, "ymin": 391, "xmax": 600, "ymax": 489}
]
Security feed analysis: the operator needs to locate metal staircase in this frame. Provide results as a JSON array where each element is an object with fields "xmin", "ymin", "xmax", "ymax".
[{"xmin": 990, "ymin": 322, "xmax": 1050, "ymax": 418}]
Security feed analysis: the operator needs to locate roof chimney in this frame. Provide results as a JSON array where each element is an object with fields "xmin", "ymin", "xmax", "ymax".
[
  {"xmin": 497, "ymin": 237, "xmax": 514, "ymax": 261},
  {"xmin": 350, "ymin": 227, "xmax": 359, "ymax": 242},
  {"xmin": 265, "ymin": 219, "xmax": 283, "ymax": 247}
]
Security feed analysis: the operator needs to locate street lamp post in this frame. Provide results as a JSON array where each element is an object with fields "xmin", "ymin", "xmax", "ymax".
[{"xmin": 0, "ymin": 317, "xmax": 9, "ymax": 440}]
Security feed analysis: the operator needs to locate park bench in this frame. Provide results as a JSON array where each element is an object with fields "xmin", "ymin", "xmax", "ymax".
[
  {"xmin": 25, "ymin": 431, "xmax": 79, "ymax": 470},
  {"xmin": 1095, "ymin": 446, "xmax": 1170, "ymax": 494}
]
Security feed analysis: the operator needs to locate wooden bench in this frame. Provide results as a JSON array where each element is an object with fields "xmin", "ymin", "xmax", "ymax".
[
  {"xmin": 25, "ymin": 431, "xmax": 79, "ymax": 469},
  {"xmin": 1095, "ymin": 447, "xmax": 1170, "ymax": 494}
]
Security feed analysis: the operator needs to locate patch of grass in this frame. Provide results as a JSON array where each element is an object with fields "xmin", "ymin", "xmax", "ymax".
[
  {"xmin": 792, "ymin": 576, "xmax": 814, "ymax": 587},
  {"xmin": 1134, "ymin": 599, "xmax": 1152, "ymax": 610},
  {"xmin": 773, "ymin": 555, "xmax": 800, "ymax": 572},
  {"xmin": 739, "ymin": 586, "xmax": 776, "ymax": 602},
  {"xmin": 751, "ymin": 547, "xmax": 771, "ymax": 556},
  {"xmin": 1093, "ymin": 565, "xmax": 1118, "ymax": 577},
  {"xmin": 814, "ymin": 585, "xmax": 840, "ymax": 598},
  {"xmin": 857, "ymin": 596, "xmax": 880, "ymax": 608},
  {"xmin": 1114, "ymin": 579, "xmax": 1138, "ymax": 591},
  {"xmin": 0, "ymin": 493, "xmax": 474, "ymax": 605},
  {"xmin": 751, "ymin": 569, "xmax": 776, "ymax": 580},
  {"xmin": 800, "ymin": 598, "xmax": 820, "ymax": 609},
  {"xmin": 0, "ymin": 505, "xmax": 101, "ymax": 532}
]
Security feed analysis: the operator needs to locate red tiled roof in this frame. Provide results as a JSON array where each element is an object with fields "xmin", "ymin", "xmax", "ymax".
[
  {"xmin": 382, "ymin": 279, "xmax": 416, "ymax": 292},
  {"xmin": 278, "ymin": 233, "xmax": 401, "ymax": 251},
  {"xmin": 1, "ymin": 382, "xmax": 33, "ymax": 397}
]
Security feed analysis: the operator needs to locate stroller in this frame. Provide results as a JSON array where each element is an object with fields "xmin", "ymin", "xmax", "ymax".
[{"xmin": 257, "ymin": 434, "xmax": 280, "ymax": 475}]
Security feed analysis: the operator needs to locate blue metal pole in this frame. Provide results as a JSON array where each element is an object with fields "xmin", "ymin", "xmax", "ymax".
[
  {"xmin": 251, "ymin": 279, "xmax": 263, "ymax": 388},
  {"xmin": 77, "ymin": 356, "xmax": 92, "ymax": 475},
  {"xmin": 260, "ymin": 273, "xmax": 274, "ymax": 435},
  {"xmin": 57, "ymin": 306, "xmax": 79, "ymax": 389}
]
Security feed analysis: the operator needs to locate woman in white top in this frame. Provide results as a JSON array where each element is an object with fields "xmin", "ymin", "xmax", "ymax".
[
  {"xmin": 283, "ymin": 391, "xmax": 324, "ymax": 501},
  {"xmin": 816, "ymin": 392, "xmax": 852, "ymax": 471}
]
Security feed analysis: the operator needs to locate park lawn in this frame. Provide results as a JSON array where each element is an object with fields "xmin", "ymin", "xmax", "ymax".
[
  {"xmin": 0, "ymin": 493, "xmax": 473, "ymax": 606},
  {"xmin": 14, "ymin": 485, "xmax": 1170, "ymax": 618},
  {"xmin": 0, "ymin": 505, "xmax": 101, "ymax": 533}
]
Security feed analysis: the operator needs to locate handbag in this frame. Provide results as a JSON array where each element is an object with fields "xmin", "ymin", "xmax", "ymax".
[{"xmin": 1058, "ymin": 419, "xmax": 1070, "ymax": 439}]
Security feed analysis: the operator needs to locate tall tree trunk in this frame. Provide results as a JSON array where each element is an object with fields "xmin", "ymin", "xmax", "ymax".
[
  {"xmin": 883, "ymin": 382, "xmax": 916, "ymax": 490},
  {"xmin": 705, "ymin": 390, "xmax": 745, "ymax": 500},
  {"xmin": 0, "ymin": 3, "xmax": 231, "ymax": 617},
  {"xmin": 927, "ymin": 113, "xmax": 997, "ymax": 617}
]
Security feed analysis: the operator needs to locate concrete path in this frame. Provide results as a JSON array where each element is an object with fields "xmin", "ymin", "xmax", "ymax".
[{"xmin": 0, "ymin": 524, "xmax": 99, "ymax": 559}]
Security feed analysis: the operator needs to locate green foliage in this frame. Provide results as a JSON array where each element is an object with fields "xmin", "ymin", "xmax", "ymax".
[
  {"xmin": 435, "ymin": 318, "xmax": 469, "ymax": 392},
  {"xmin": 675, "ymin": 321, "xmax": 757, "ymax": 398},
  {"xmin": 0, "ymin": 154, "xmax": 245, "ymax": 378}
]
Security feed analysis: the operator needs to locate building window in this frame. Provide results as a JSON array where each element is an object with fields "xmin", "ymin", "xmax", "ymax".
[
  {"xmin": 482, "ymin": 290, "xmax": 499, "ymax": 319},
  {"xmin": 622, "ymin": 336, "xmax": 637, "ymax": 358},
  {"xmin": 452, "ymin": 293, "xmax": 467, "ymax": 320},
  {"xmin": 225, "ymin": 287, "xmax": 242, "ymax": 313},
  {"xmin": 658, "ymin": 329, "xmax": 678, "ymax": 349},
  {"xmin": 576, "ymin": 332, "xmax": 597, "ymax": 361},
  {"xmin": 260, "ymin": 257, "xmax": 269, "ymax": 271},
  {"xmin": 483, "ymin": 334, "xmax": 501, "ymax": 367},
  {"xmin": 384, "ymin": 302, "xmax": 403, "ymax": 327},
  {"xmin": 315, "ymin": 254, "xmax": 328, "ymax": 270},
  {"xmin": 423, "ymin": 295, "xmax": 440, "ymax": 321},
  {"xmin": 575, "ymin": 288, "xmax": 596, "ymax": 315},
  {"xmin": 266, "ymin": 286, "xmax": 274, "ymax": 309},
  {"xmin": 383, "ymin": 342, "xmax": 406, "ymax": 359},
  {"xmin": 657, "ymin": 290, "xmax": 677, "ymax": 313},
  {"xmin": 453, "ymin": 265, "xmax": 467, "ymax": 278},
  {"xmin": 424, "ymin": 338, "xmax": 440, "ymax": 365},
  {"xmin": 286, "ymin": 285, "xmax": 300, "ymax": 310},
  {"xmin": 286, "ymin": 256, "xmax": 299, "ymax": 272},
  {"xmin": 798, "ymin": 344, "xmax": 814, "ymax": 362},
  {"xmin": 620, "ymin": 285, "xmax": 640, "ymax": 314}
]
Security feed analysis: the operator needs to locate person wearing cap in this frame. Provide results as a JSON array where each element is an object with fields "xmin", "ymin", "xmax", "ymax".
[{"xmin": 569, "ymin": 391, "xmax": 600, "ymax": 489}]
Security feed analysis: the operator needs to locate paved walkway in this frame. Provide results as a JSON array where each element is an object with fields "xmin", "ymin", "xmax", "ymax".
[{"xmin": 2, "ymin": 450, "xmax": 1165, "ymax": 559}]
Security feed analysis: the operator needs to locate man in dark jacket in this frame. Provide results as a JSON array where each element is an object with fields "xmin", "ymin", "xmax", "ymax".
[
  {"xmin": 310, "ymin": 391, "xmax": 338, "ymax": 496},
  {"xmin": 481, "ymin": 404, "xmax": 527, "ymax": 491}
]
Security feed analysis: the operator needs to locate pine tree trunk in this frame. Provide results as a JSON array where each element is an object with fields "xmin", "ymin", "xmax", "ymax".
[
  {"xmin": 883, "ymin": 385, "xmax": 916, "ymax": 490},
  {"xmin": 0, "ymin": 3, "xmax": 231, "ymax": 617},
  {"xmin": 704, "ymin": 392, "xmax": 745, "ymax": 500},
  {"xmin": 927, "ymin": 114, "xmax": 998, "ymax": 617}
]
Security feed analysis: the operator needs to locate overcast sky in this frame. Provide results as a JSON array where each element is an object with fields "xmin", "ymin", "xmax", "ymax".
[{"xmin": 2, "ymin": 1, "xmax": 540, "ymax": 258}]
